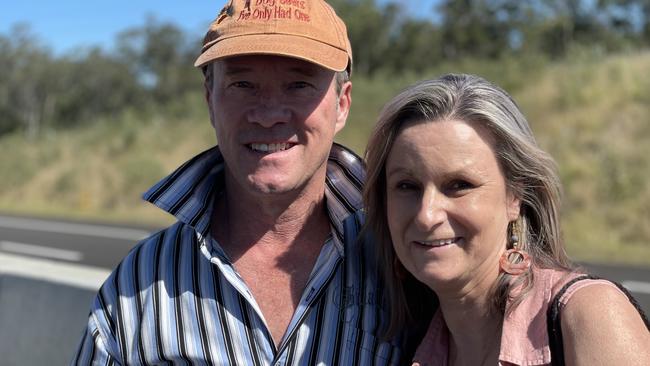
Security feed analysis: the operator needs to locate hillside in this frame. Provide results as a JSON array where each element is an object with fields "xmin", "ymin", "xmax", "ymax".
[{"xmin": 1, "ymin": 51, "xmax": 649, "ymax": 266}]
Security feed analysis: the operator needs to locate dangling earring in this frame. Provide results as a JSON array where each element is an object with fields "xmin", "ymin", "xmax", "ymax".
[{"xmin": 499, "ymin": 219, "xmax": 531, "ymax": 275}]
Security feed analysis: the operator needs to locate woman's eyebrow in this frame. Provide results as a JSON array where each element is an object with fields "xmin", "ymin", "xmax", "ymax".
[{"xmin": 386, "ymin": 166, "xmax": 412, "ymax": 179}]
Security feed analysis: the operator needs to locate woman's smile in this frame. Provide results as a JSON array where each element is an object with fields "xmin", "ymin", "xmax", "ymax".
[
  {"xmin": 412, "ymin": 237, "xmax": 463, "ymax": 248},
  {"xmin": 385, "ymin": 118, "xmax": 520, "ymax": 290}
]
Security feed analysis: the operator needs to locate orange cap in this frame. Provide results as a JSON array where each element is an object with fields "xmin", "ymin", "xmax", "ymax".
[{"xmin": 195, "ymin": 0, "xmax": 352, "ymax": 74}]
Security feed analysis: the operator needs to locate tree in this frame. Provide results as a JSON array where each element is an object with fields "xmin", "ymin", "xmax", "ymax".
[
  {"xmin": 0, "ymin": 24, "xmax": 54, "ymax": 138},
  {"xmin": 437, "ymin": 0, "xmax": 512, "ymax": 59},
  {"xmin": 52, "ymin": 48, "xmax": 142, "ymax": 128},
  {"xmin": 115, "ymin": 16, "xmax": 201, "ymax": 103},
  {"xmin": 329, "ymin": 0, "xmax": 398, "ymax": 75},
  {"xmin": 386, "ymin": 17, "xmax": 443, "ymax": 73}
]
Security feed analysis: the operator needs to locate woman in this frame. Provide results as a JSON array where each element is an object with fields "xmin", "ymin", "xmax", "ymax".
[{"xmin": 363, "ymin": 74, "xmax": 650, "ymax": 366}]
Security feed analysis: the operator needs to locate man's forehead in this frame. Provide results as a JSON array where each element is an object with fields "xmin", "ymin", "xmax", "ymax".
[{"xmin": 216, "ymin": 55, "xmax": 328, "ymax": 76}]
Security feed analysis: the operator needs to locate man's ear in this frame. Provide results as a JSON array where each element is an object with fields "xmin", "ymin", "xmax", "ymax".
[
  {"xmin": 204, "ymin": 83, "xmax": 216, "ymax": 128},
  {"xmin": 334, "ymin": 81, "xmax": 352, "ymax": 134}
]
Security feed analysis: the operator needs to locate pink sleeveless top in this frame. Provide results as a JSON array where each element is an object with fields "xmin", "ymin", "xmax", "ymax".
[{"xmin": 411, "ymin": 268, "xmax": 625, "ymax": 366}]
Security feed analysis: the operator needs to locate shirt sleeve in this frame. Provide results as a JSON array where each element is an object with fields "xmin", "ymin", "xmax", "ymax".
[
  {"xmin": 70, "ymin": 312, "xmax": 121, "ymax": 366},
  {"xmin": 70, "ymin": 313, "xmax": 121, "ymax": 366},
  {"xmin": 558, "ymin": 278, "xmax": 627, "ymax": 307}
]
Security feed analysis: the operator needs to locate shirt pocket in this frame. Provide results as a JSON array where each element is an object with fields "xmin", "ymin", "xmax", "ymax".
[{"xmin": 343, "ymin": 326, "xmax": 403, "ymax": 366}]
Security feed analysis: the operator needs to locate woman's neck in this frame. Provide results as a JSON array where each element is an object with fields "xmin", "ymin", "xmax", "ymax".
[{"xmin": 437, "ymin": 281, "xmax": 504, "ymax": 366}]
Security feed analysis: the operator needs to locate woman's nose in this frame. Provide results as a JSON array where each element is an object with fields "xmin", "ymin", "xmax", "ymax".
[{"xmin": 413, "ymin": 188, "xmax": 447, "ymax": 231}]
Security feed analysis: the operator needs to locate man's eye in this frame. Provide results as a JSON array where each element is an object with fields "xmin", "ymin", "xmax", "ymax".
[
  {"xmin": 288, "ymin": 81, "xmax": 312, "ymax": 89},
  {"xmin": 230, "ymin": 81, "xmax": 254, "ymax": 88}
]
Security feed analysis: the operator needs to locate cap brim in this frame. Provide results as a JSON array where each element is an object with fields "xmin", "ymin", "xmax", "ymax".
[{"xmin": 194, "ymin": 33, "xmax": 349, "ymax": 72}]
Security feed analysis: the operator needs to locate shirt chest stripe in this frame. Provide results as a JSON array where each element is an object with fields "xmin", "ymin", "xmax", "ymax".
[
  {"xmin": 211, "ymin": 263, "xmax": 238, "ymax": 364},
  {"xmin": 191, "ymin": 237, "xmax": 213, "ymax": 364},
  {"xmin": 172, "ymin": 227, "xmax": 191, "ymax": 361},
  {"xmin": 113, "ymin": 262, "xmax": 129, "ymax": 364},
  {"xmin": 130, "ymin": 245, "xmax": 147, "ymax": 365},
  {"xmin": 238, "ymin": 295, "xmax": 264, "ymax": 366},
  {"xmin": 152, "ymin": 233, "xmax": 171, "ymax": 363},
  {"xmin": 307, "ymin": 295, "xmax": 328, "ymax": 365}
]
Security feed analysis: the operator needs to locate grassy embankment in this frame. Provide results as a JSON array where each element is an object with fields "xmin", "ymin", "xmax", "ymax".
[{"xmin": 1, "ymin": 50, "xmax": 649, "ymax": 266}]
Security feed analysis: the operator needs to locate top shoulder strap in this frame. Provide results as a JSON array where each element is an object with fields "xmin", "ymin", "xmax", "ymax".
[{"xmin": 546, "ymin": 274, "xmax": 650, "ymax": 366}]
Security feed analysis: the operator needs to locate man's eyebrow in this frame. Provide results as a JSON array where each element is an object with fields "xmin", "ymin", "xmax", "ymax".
[
  {"xmin": 287, "ymin": 66, "xmax": 317, "ymax": 77},
  {"xmin": 223, "ymin": 66, "xmax": 252, "ymax": 76},
  {"xmin": 221, "ymin": 64, "xmax": 321, "ymax": 77}
]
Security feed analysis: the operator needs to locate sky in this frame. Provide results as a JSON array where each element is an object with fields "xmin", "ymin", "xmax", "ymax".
[{"xmin": 1, "ymin": 0, "xmax": 438, "ymax": 55}]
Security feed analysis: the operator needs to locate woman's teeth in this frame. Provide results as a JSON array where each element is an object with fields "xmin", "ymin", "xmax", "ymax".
[{"xmin": 417, "ymin": 238, "xmax": 459, "ymax": 247}]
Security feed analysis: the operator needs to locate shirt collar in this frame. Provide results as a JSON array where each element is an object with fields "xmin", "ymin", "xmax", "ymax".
[
  {"xmin": 412, "ymin": 310, "xmax": 449, "ymax": 365},
  {"xmin": 498, "ymin": 268, "xmax": 567, "ymax": 365},
  {"xmin": 142, "ymin": 143, "xmax": 365, "ymax": 253},
  {"xmin": 413, "ymin": 269, "xmax": 567, "ymax": 366}
]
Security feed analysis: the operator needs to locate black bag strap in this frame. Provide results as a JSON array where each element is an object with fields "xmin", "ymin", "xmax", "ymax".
[{"xmin": 546, "ymin": 274, "xmax": 650, "ymax": 366}]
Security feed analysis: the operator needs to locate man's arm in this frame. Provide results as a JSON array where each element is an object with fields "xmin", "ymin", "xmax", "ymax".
[
  {"xmin": 70, "ymin": 282, "xmax": 122, "ymax": 366},
  {"xmin": 71, "ymin": 320, "xmax": 119, "ymax": 366}
]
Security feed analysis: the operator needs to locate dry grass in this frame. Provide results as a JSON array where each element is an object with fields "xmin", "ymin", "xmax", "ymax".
[{"xmin": 1, "ymin": 51, "xmax": 649, "ymax": 265}]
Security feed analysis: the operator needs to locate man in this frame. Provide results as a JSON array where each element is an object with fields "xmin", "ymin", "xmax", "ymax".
[{"xmin": 72, "ymin": 1, "xmax": 423, "ymax": 364}]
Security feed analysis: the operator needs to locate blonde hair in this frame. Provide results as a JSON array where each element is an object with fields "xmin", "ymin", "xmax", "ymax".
[{"xmin": 363, "ymin": 74, "xmax": 573, "ymax": 337}]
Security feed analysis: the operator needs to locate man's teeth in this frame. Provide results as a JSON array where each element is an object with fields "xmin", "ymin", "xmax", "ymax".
[
  {"xmin": 418, "ymin": 238, "xmax": 457, "ymax": 247},
  {"xmin": 250, "ymin": 143, "xmax": 291, "ymax": 153}
]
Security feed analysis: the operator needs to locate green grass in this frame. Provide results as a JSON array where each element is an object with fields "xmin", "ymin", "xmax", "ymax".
[{"xmin": 1, "ymin": 51, "xmax": 649, "ymax": 266}]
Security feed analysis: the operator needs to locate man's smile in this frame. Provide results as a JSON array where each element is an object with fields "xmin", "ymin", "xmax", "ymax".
[{"xmin": 248, "ymin": 142, "xmax": 296, "ymax": 153}]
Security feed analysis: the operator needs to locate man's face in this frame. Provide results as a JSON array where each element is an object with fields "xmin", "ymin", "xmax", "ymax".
[{"xmin": 206, "ymin": 55, "xmax": 351, "ymax": 198}]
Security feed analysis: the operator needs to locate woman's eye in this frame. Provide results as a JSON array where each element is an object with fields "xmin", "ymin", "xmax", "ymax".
[{"xmin": 395, "ymin": 181, "xmax": 418, "ymax": 191}]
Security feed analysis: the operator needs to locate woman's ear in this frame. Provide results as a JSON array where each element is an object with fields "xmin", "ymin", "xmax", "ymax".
[{"xmin": 506, "ymin": 191, "xmax": 521, "ymax": 221}]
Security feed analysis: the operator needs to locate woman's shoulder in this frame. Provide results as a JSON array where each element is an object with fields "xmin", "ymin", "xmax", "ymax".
[
  {"xmin": 530, "ymin": 267, "xmax": 624, "ymax": 301},
  {"xmin": 559, "ymin": 276, "xmax": 640, "ymax": 324},
  {"xmin": 548, "ymin": 270, "xmax": 620, "ymax": 301},
  {"xmin": 540, "ymin": 267, "xmax": 647, "ymax": 336},
  {"xmin": 555, "ymin": 272, "xmax": 650, "ymax": 365}
]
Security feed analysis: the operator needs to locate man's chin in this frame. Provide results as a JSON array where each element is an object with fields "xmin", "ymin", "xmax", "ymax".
[{"xmin": 247, "ymin": 178, "xmax": 294, "ymax": 195}]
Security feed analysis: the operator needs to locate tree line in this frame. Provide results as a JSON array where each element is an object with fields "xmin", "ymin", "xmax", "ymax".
[{"xmin": 1, "ymin": 0, "xmax": 649, "ymax": 138}]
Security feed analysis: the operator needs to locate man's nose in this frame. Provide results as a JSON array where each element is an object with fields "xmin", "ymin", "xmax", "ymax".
[
  {"xmin": 246, "ymin": 90, "xmax": 291, "ymax": 127},
  {"xmin": 414, "ymin": 187, "xmax": 447, "ymax": 231}
]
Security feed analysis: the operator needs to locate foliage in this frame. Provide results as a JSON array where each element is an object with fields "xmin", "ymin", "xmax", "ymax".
[
  {"xmin": 3, "ymin": 0, "xmax": 650, "ymax": 139},
  {"xmin": 1, "ymin": 51, "xmax": 650, "ymax": 265},
  {"xmin": 0, "ymin": 19, "xmax": 201, "ymax": 139},
  {"xmin": 1, "ymin": 1, "xmax": 650, "ymax": 264}
]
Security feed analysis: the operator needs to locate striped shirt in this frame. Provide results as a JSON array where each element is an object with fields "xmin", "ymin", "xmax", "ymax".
[{"xmin": 72, "ymin": 143, "xmax": 411, "ymax": 365}]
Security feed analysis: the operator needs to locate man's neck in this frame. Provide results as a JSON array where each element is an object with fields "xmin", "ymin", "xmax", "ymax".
[
  {"xmin": 209, "ymin": 172, "xmax": 332, "ymax": 347},
  {"xmin": 211, "ymin": 168, "xmax": 331, "ymax": 260}
]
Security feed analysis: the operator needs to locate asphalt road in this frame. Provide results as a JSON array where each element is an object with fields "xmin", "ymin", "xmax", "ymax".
[
  {"xmin": 1, "ymin": 213, "xmax": 649, "ymax": 365},
  {"xmin": 0, "ymin": 214, "xmax": 154, "ymax": 269},
  {"xmin": 1, "ymin": 214, "xmax": 649, "ymax": 314}
]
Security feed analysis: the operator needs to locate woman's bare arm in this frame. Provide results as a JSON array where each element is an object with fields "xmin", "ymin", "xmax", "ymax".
[{"xmin": 561, "ymin": 283, "xmax": 650, "ymax": 366}]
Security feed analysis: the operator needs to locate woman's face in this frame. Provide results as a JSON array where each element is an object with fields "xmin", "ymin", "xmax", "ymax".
[{"xmin": 385, "ymin": 119, "xmax": 520, "ymax": 294}]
